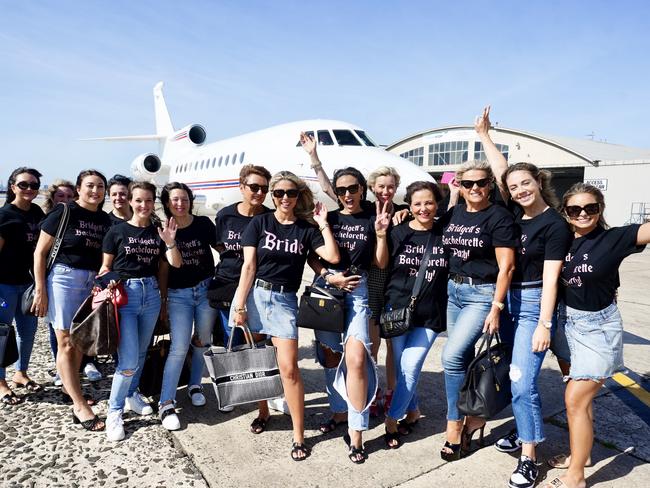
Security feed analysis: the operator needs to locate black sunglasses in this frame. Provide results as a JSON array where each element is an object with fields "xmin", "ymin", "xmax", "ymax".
[
  {"xmin": 334, "ymin": 184, "xmax": 361, "ymax": 196},
  {"xmin": 15, "ymin": 181, "xmax": 40, "ymax": 191},
  {"xmin": 459, "ymin": 178, "xmax": 491, "ymax": 189},
  {"xmin": 245, "ymin": 183, "xmax": 269, "ymax": 194},
  {"xmin": 272, "ymin": 189, "xmax": 300, "ymax": 199},
  {"xmin": 565, "ymin": 203, "xmax": 600, "ymax": 218}
]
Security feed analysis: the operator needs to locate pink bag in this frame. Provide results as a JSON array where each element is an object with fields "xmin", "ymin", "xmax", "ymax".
[{"xmin": 91, "ymin": 284, "xmax": 128, "ymax": 310}]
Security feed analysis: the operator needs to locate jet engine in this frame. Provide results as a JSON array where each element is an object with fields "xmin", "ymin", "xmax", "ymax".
[
  {"xmin": 172, "ymin": 124, "xmax": 206, "ymax": 145},
  {"xmin": 130, "ymin": 153, "xmax": 163, "ymax": 180}
]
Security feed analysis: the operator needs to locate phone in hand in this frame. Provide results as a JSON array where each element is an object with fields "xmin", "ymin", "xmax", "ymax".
[
  {"xmin": 94, "ymin": 271, "xmax": 121, "ymax": 289},
  {"xmin": 342, "ymin": 265, "xmax": 360, "ymax": 277}
]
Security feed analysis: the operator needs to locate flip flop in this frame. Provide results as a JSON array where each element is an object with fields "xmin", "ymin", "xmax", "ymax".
[
  {"xmin": 14, "ymin": 380, "xmax": 42, "ymax": 392},
  {"xmin": 547, "ymin": 453, "xmax": 593, "ymax": 469},
  {"xmin": 1, "ymin": 392, "xmax": 24, "ymax": 405},
  {"xmin": 250, "ymin": 416, "xmax": 270, "ymax": 434}
]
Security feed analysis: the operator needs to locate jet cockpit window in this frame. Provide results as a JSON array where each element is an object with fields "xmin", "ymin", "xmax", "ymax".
[
  {"xmin": 333, "ymin": 130, "xmax": 361, "ymax": 146},
  {"xmin": 317, "ymin": 130, "xmax": 334, "ymax": 146},
  {"xmin": 296, "ymin": 131, "xmax": 314, "ymax": 147},
  {"xmin": 354, "ymin": 130, "xmax": 376, "ymax": 147}
]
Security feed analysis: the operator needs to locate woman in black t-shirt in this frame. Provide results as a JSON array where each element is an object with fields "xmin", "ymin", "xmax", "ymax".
[
  {"xmin": 308, "ymin": 167, "xmax": 390, "ymax": 463},
  {"xmin": 440, "ymin": 159, "xmax": 517, "ymax": 461},
  {"xmin": 232, "ymin": 171, "xmax": 339, "ymax": 461},
  {"xmin": 382, "ymin": 181, "xmax": 448, "ymax": 449},
  {"xmin": 100, "ymin": 181, "xmax": 182, "ymax": 442},
  {"xmin": 544, "ymin": 183, "xmax": 650, "ymax": 488},
  {"xmin": 33, "ymin": 170, "xmax": 110, "ymax": 431},
  {"xmin": 107, "ymin": 174, "xmax": 133, "ymax": 226},
  {"xmin": 0, "ymin": 167, "xmax": 45, "ymax": 405},
  {"xmin": 476, "ymin": 107, "xmax": 573, "ymax": 487}
]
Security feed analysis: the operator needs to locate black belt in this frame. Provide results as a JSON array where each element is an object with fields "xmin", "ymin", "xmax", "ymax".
[
  {"xmin": 449, "ymin": 273, "xmax": 495, "ymax": 286},
  {"xmin": 510, "ymin": 280, "xmax": 543, "ymax": 290},
  {"xmin": 255, "ymin": 278, "xmax": 297, "ymax": 294}
]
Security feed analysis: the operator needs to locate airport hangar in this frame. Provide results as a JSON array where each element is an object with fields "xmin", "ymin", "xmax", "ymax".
[{"xmin": 386, "ymin": 126, "xmax": 650, "ymax": 226}]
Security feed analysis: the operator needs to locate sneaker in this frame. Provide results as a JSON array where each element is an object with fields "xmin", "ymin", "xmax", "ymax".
[
  {"xmin": 187, "ymin": 385, "xmax": 206, "ymax": 407},
  {"xmin": 106, "ymin": 411, "xmax": 125, "ymax": 442},
  {"xmin": 495, "ymin": 431, "xmax": 523, "ymax": 453},
  {"xmin": 508, "ymin": 456, "xmax": 539, "ymax": 488},
  {"xmin": 83, "ymin": 363, "xmax": 103, "ymax": 382},
  {"xmin": 159, "ymin": 404, "xmax": 181, "ymax": 431},
  {"xmin": 219, "ymin": 404, "xmax": 235, "ymax": 413},
  {"xmin": 125, "ymin": 392, "xmax": 154, "ymax": 415},
  {"xmin": 53, "ymin": 373, "xmax": 63, "ymax": 387}
]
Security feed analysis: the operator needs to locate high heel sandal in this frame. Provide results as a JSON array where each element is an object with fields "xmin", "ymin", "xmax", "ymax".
[
  {"xmin": 440, "ymin": 440, "xmax": 462, "ymax": 462},
  {"xmin": 72, "ymin": 411, "xmax": 105, "ymax": 432},
  {"xmin": 461, "ymin": 421, "xmax": 486, "ymax": 453}
]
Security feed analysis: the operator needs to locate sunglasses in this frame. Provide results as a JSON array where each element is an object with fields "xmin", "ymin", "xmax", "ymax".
[
  {"xmin": 565, "ymin": 203, "xmax": 600, "ymax": 218},
  {"xmin": 272, "ymin": 189, "xmax": 300, "ymax": 199},
  {"xmin": 334, "ymin": 184, "xmax": 361, "ymax": 196},
  {"xmin": 245, "ymin": 183, "xmax": 269, "ymax": 194},
  {"xmin": 459, "ymin": 178, "xmax": 491, "ymax": 189},
  {"xmin": 15, "ymin": 181, "xmax": 40, "ymax": 191}
]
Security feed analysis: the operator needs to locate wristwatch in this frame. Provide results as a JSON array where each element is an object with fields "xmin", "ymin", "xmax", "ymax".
[
  {"xmin": 539, "ymin": 319, "xmax": 552, "ymax": 330},
  {"xmin": 491, "ymin": 300, "xmax": 505, "ymax": 311}
]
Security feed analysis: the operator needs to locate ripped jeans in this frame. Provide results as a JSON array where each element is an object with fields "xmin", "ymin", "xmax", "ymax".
[{"xmin": 313, "ymin": 273, "xmax": 377, "ymax": 431}]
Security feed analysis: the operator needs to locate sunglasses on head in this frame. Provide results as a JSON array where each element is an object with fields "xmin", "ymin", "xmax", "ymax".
[
  {"xmin": 334, "ymin": 184, "xmax": 360, "ymax": 196},
  {"xmin": 459, "ymin": 178, "xmax": 491, "ymax": 189},
  {"xmin": 245, "ymin": 183, "xmax": 269, "ymax": 194},
  {"xmin": 272, "ymin": 189, "xmax": 300, "ymax": 199},
  {"xmin": 16, "ymin": 181, "xmax": 40, "ymax": 191},
  {"xmin": 565, "ymin": 203, "xmax": 600, "ymax": 218}
]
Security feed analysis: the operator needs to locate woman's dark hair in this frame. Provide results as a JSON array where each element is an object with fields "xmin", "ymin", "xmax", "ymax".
[
  {"xmin": 404, "ymin": 181, "xmax": 443, "ymax": 204},
  {"xmin": 562, "ymin": 182, "xmax": 608, "ymax": 229},
  {"xmin": 128, "ymin": 180, "xmax": 157, "ymax": 199},
  {"xmin": 6, "ymin": 167, "xmax": 42, "ymax": 203},
  {"xmin": 239, "ymin": 164, "xmax": 272, "ymax": 184},
  {"xmin": 108, "ymin": 174, "xmax": 132, "ymax": 190},
  {"xmin": 332, "ymin": 167, "xmax": 368, "ymax": 205},
  {"xmin": 502, "ymin": 162, "xmax": 559, "ymax": 208},
  {"xmin": 76, "ymin": 169, "xmax": 108, "ymax": 210},
  {"xmin": 160, "ymin": 182, "xmax": 194, "ymax": 218}
]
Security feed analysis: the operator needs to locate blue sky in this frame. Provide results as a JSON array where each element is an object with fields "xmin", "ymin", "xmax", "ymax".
[{"xmin": 1, "ymin": 0, "xmax": 649, "ymax": 183}]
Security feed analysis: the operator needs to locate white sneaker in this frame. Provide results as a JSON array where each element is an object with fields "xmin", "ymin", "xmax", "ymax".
[
  {"xmin": 125, "ymin": 392, "xmax": 154, "ymax": 415},
  {"xmin": 159, "ymin": 404, "xmax": 181, "ymax": 431},
  {"xmin": 187, "ymin": 385, "xmax": 206, "ymax": 407},
  {"xmin": 106, "ymin": 411, "xmax": 125, "ymax": 442},
  {"xmin": 53, "ymin": 373, "xmax": 63, "ymax": 387},
  {"xmin": 83, "ymin": 363, "xmax": 103, "ymax": 382},
  {"xmin": 219, "ymin": 404, "xmax": 235, "ymax": 413}
]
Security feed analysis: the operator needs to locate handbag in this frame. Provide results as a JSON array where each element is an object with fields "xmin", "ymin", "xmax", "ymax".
[
  {"xmin": 204, "ymin": 323, "xmax": 284, "ymax": 410},
  {"xmin": 69, "ymin": 293, "xmax": 120, "ymax": 356},
  {"xmin": 207, "ymin": 277, "xmax": 238, "ymax": 309},
  {"xmin": 91, "ymin": 283, "xmax": 128, "ymax": 309},
  {"xmin": 139, "ymin": 337, "xmax": 192, "ymax": 397},
  {"xmin": 297, "ymin": 285, "xmax": 346, "ymax": 332},
  {"xmin": 379, "ymin": 234, "xmax": 434, "ymax": 338},
  {"xmin": 0, "ymin": 323, "xmax": 19, "ymax": 368},
  {"xmin": 457, "ymin": 333, "xmax": 513, "ymax": 418},
  {"xmin": 21, "ymin": 202, "xmax": 71, "ymax": 316}
]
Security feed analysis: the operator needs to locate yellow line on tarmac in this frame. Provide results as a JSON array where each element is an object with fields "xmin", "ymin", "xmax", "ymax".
[{"xmin": 611, "ymin": 373, "xmax": 650, "ymax": 408}]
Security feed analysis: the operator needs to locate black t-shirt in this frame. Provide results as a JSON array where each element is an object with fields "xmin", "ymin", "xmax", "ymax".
[
  {"xmin": 241, "ymin": 212, "xmax": 325, "ymax": 291},
  {"xmin": 0, "ymin": 202, "xmax": 45, "ymax": 285},
  {"xmin": 214, "ymin": 203, "xmax": 271, "ymax": 283},
  {"xmin": 511, "ymin": 206, "xmax": 573, "ymax": 283},
  {"xmin": 384, "ymin": 222, "xmax": 449, "ymax": 331},
  {"xmin": 442, "ymin": 203, "xmax": 518, "ymax": 282},
  {"xmin": 168, "ymin": 216, "xmax": 216, "ymax": 289},
  {"xmin": 102, "ymin": 222, "xmax": 166, "ymax": 279},
  {"xmin": 40, "ymin": 202, "xmax": 111, "ymax": 272},
  {"xmin": 109, "ymin": 212, "xmax": 128, "ymax": 227},
  {"xmin": 561, "ymin": 225, "xmax": 645, "ymax": 311},
  {"xmin": 325, "ymin": 210, "xmax": 376, "ymax": 271}
]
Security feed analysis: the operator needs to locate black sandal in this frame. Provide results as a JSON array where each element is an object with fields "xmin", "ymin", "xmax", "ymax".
[
  {"xmin": 384, "ymin": 428, "xmax": 402, "ymax": 449},
  {"xmin": 1, "ymin": 392, "xmax": 23, "ymax": 405},
  {"xmin": 290, "ymin": 442, "xmax": 311, "ymax": 461},
  {"xmin": 14, "ymin": 380, "xmax": 42, "ymax": 393},
  {"xmin": 319, "ymin": 417, "xmax": 347, "ymax": 434},
  {"xmin": 440, "ymin": 440, "xmax": 462, "ymax": 462},
  {"xmin": 344, "ymin": 433, "xmax": 367, "ymax": 464},
  {"xmin": 397, "ymin": 418, "xmax": 419, "ymax": 435},
  {"xmin": 250, "ymin": 416, "xmax": 270, "ymax": 434},
  {"xmin": 72, "ymin": 412, "xmax": 105, "ymax": 432}
]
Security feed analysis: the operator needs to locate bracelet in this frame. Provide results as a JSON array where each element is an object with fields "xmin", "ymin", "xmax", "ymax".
[
  {"xmin": 234, "ymin": 306, "xmax": 247, "ymax": 314},
  {"xmin": 491, "ymin": 300, "xmax": 505, "ymax": 311},
  {"xmin": 319, "ymin": 224, "xmax": 329, "ymax": 232},
  {"xmin": 165, "ymin": 242, "xmax": 177, "ymax": 250},
  {"xmin": 376, "ymin": 231, "xmax": 387, "ymax": 237},
  {"xmin": 310, "ymin": 163, "xmax": 323, "ymax": 170}
]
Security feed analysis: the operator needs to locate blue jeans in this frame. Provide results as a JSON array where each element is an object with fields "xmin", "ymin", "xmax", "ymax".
[
  {"xmin": 442, "ymin": 280, "xmax": 495, "ymax": 421},
  {"xmin": 387, "ymin": 326, "xmax": 438, "ymax": 420},
  {"xmin": 217, "ymin": 308, "xmax": 244, "ymax": 347},
  {"xmin": 501, "ymin": 286, "xmax": 547, "ymax": 444},
  {"xmin": 0, "ymin": 283, "xmax": 38, "ymax": 380},
  {"xmin": 108, "ymin": 277, "xmax": 161, "ymax": 413},
  {"xmin": 313, "ymin": 274, "xmax": 377, "ymax": 432},
  {"xmin": 160, "ymin": 278, "xmax": 217, "ymax": 404}
]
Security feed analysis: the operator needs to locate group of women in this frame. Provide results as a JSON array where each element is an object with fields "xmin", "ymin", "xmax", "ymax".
[{"xmin": 0, "ymin": 107, "xmax": 648, "ymax": 488}]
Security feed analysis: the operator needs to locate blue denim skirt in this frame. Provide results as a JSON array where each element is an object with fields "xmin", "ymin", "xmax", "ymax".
[
  {"xmin": 47, "ymin": 264, "xmax": 96, "ymax": 331},
  {"xmin": 563, "ymin": 302, "xmax": 624, "ymax": 381},
  {"xmin": 230, "ymin": 284, "xmax": 299, "ymax": 340}
]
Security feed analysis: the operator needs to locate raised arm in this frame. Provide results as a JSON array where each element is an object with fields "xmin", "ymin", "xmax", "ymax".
[
  {"xmin": 32, "ymin": 230, "xmax": 55, "ymax": 317},
  {"xmin": 300, "ymin": 132, "xmax": 337, "ymax": 202},
  {"xmin": 475, "ymin": 105, "xmax": 509, "ymax": 202},
  {"xmin": 637, "ymin": 222, "xmax": 650, "ymax": 245},
  {"xmin": 158, "ymin": 217, "xmax": 182, "ymax": 268},
  {"xmin": 312, "ymin": 201, "xmax": 340, "ymax": 264}
]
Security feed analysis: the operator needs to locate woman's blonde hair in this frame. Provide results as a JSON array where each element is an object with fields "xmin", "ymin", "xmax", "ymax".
[
  {"xmin": 269, "ymin": 171, "xmax": 315, "ymax": 223},
  {"xmin": 368, "ymin": 166, "xmax": 401, "ymax": 189},
  {"xmin": 455, "ymin": 159, "xmax": 494, "ymax": 181},
  {"xmin": 562, "ymin": 182, "xmax": 609, "ymax": 229},
  {"xmin": 44, "ymin": 179, "xmax": 76, "ymax": 212}
]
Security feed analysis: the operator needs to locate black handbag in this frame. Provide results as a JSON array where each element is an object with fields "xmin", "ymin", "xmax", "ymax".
[
  {"xmin": 457, "ymin": 333, "xmax": 513, "ymax": 418},
  {"xmin": 21, "ymin": 202, "xmax": 70, "ymax": 316},
  {"xmin": 0, "ymin": 323, "xmax": 19, "ymax": 367},
  {"xmin": 69, "ymin": 293, "xmax": 120, "ymax": 356},
  {"xmin": 139, "ymin": 337, "xmax": 192, "ymax": 397},
  {"xmin": 379, "ymin": 234, "xmax": 434, "ymax": 338},
  {"xmin": 297, "ymin": 285, "xmax": 346, "ymax": 332},
  {"xmin": 207, "ymin": 277, "xmax": 238, "ymax": 309}
]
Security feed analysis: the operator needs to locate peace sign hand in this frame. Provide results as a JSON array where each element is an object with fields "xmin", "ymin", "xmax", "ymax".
[
  {"xmin": 375, "ymin": 200, "xmax": 391, "ymax": 234},
  {"xmin": 474, "ymin": 105, "xmax": 492, "ymax": 136}
]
